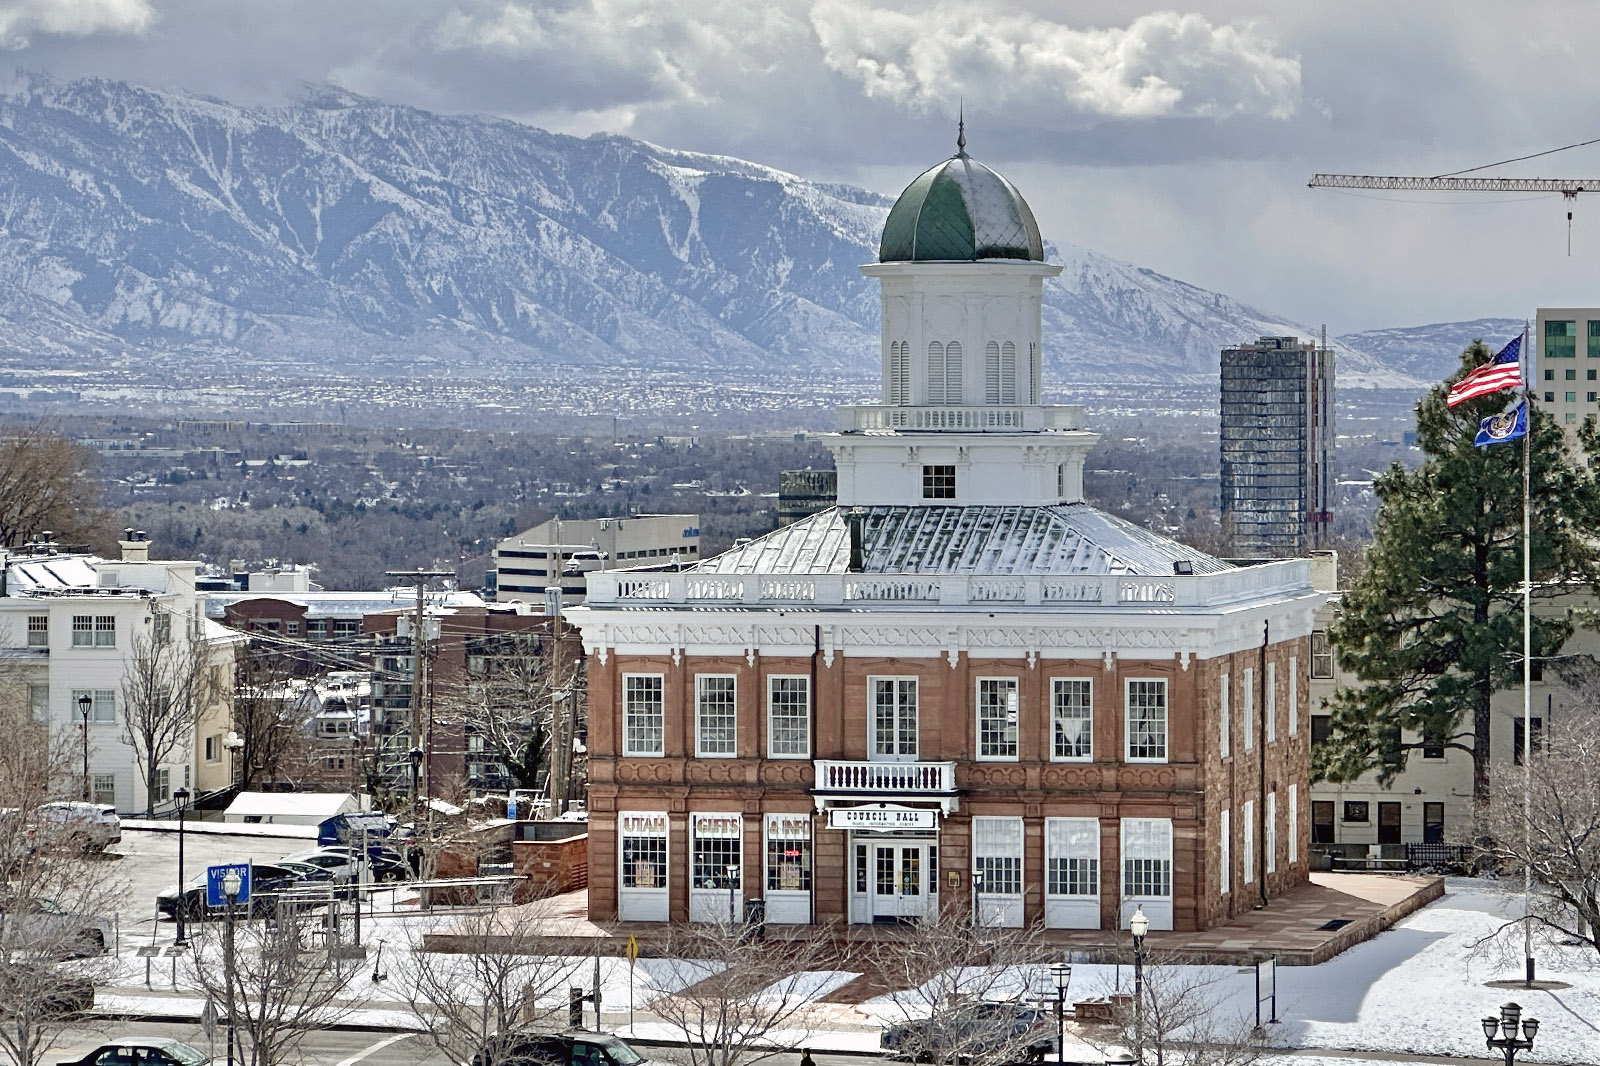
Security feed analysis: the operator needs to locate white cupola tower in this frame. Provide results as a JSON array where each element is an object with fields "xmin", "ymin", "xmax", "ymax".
[{"xmin": 824, "ymin": 127, "xmax": 1099, "ymax": 508}]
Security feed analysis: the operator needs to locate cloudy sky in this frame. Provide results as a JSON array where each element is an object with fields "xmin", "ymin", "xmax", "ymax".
[{"xmin": 6, "ymin": 0, "xmax": 1600, "ymax": 333}]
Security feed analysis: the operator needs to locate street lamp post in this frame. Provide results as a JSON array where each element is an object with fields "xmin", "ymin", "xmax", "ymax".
[
  {"xmin": 408, "ymin": 744, "xmax": 423, "ymax": 804},
  {"xmin": 222, "ymin": 868, "xmax": 242, "ymax": 1066},
  {"xmin": 222, "ymin": 731, "xmax": 244, "ymax": 787},
  {"xmin": 727, "ymin": 863, "xmax": 739, "ymax": 924},
  {"xmin": 173, "ymin": 787, "xmax": 191, "ymax": 946},
  {"xmin": 1482, "ymin": 1002, "xmax": 1539, "ymax": 1066},
  {"xmin": 972, "ymin": 868, "xmax": 985, "ymax": 928},
  {"xmin": 78, "ymin": 694, "xmax": 92, "ymax": 801},
  {"xmin": 1051, "ymin": 958, "xmax": 1073, "ymax": 1066},
  {"xmin": 1129, "ymin": 907, "xmax": 1150, "ymax": 1063}
]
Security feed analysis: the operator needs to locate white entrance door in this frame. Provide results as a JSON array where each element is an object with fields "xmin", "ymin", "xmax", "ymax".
[{"xmin": 871, "ymin": 842, "xmax": 932, "ymax": 921}]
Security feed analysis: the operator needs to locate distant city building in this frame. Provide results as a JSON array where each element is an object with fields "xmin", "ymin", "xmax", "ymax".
[
  {"xmin": 493, "ymin": 514, "xmax": 700, "ymax": 603},
  {"xmin": 1219, "ymin": 336, "xmax": 1335, "ymax": 558},
  {"xmin": 777, "ymin": 469, "xmax": 837, "ymax": 525},
  {"xmin": 1535, "ymin": 308, "xmax": 1600, "ymax": 434}
]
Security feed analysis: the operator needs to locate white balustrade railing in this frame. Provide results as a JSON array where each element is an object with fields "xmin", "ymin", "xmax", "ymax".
[
  {"xmin": 835, "ymin": 404, "xmax": 1085, "ymax": 433},
  {"xmin": 585, "ymin": 559, "xmax": 1310, "ymax": 610},
  {"xmin": 813, "ymin": 760, "xmax": 958, "ymax": 793}
]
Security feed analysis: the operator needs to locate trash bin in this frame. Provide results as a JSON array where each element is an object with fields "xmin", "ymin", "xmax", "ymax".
[{"xmin": 742, "ymin": 898, "xmax": 766, "ymax": 941}]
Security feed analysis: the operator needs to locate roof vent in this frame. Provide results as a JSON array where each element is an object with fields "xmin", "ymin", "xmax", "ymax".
[{"xmin": 847, "ymin": 509, "xmax": 866, "ymax": 573}]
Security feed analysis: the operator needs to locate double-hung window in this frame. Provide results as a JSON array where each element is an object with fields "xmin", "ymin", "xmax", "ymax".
[
  {"xmin": 623, "ymin": 674, "xmax": 665, "ymax": 756},
  {"xmin": 977, "ymin": 678, "xmax": 1019, "ymax": 760},
  {"xmin": 93, "ymin": 616, "xmax": 115, "ymax": 647},
  {"xmin": 1051, "ymin": 678, "xmax": 1092, "ymax": 760},
  {"xmin": 1121, "ymin": 818, "xmax": 1173, "ymax": 900},
  {"xmin": 1125, "ymin": 679, "xmax": 1168, "ymax": 762},
  {"xmin": 1219, "ymin": 672, "xmax": 1231, "ymax": 758},
  {"xmin": 26, "ymin": 615, "xmax": 47, "ymax": 647},
  {"xmin": 71, "ymin": 616, "xmax": 94, "ymax": 647},
  {"xmin": 695, "ymin": 675, "xmax": 736, "ymax": 757},
  {"xmin": 1266, "ymin": 663, "xmax": 1277, "ymax": 743},
  {"xmin": 871, "ymin": 678, "xmax": 918, "ymax": 759},
  {"xmin": 767, "ymin": 676, "xmax": 810, "ymax": 758}
]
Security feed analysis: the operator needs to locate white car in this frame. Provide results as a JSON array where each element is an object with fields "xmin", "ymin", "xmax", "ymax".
[
  {"xmin": 281, "ymin": 849, "xmax": 358, "ymax": 884},
  {"xmin": 0, "ymin": 896, "xmax": 115, "ymax": 956},
  {"xmin": 34, "ymin": 802, "xmax": 121, "ymax": 852}
]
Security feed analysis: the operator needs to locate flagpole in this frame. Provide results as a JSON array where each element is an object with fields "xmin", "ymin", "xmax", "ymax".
[{"xmin": 1522, "ymin": 318, "xmax": 1534, "ymax": 987}]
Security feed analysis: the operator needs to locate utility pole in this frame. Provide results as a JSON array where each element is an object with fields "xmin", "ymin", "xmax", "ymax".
[
  {"xmin": 545, "ymin": 520, "xmax": 575, "ymax": 816},
  {"xmin": 385, "ymin": 569, "xmax": 454, "ymax": 804}
]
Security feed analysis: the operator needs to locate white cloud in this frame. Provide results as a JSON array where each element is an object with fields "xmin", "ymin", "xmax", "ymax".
[
  {"xmin": 0, "ymin": 0, "xmax": 156, "ymax": 49},
  {"xmin": 809, "ymin": 3, "xmax": 1300, "ymax": 121}
]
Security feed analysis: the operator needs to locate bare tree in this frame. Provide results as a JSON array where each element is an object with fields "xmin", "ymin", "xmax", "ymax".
[
  {"xmin": 121, "ymin": 615, "xmax": 224, "ymax": 815},
  {"xmin": 0, "ymin": 696, "xmax": 125, "ymax": 1066},
  {"xmin": 1481, "ymin": 698, "xmax": 1600, "ymax": 961},
  {"xmin": 0, "ymin": 422, "xmax": 104, "ymax": 548},
  {"xmin": 866, "ymin": 903, "xmax": 1051, "ymax": 1066},
  {"xmin": 647, "ymin": 920, "xmax": 842, "ymax": 1066},
  {"xmin": 432, "ymin": 631, "xmax": 552, "ymax": 793},
  {"xmin": 398, "ymin": 902, "xmax": 586, "ymax": 1066},
  {"xmin": 231, "ymin": 641, "xmax": 318, "ymax": 790},
  {"xmin": 1103, "ymin": 955, "xmax": 1264, "ymax": 1066},
  {"xmin": 187, "ymin": 902, "xmax": 355, "ymax": 1066}
]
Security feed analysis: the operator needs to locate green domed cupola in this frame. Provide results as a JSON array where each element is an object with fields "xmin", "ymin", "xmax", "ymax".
[{"xmin": 878, "ymin": 124, "xmax": 1044, "ymax": 263}]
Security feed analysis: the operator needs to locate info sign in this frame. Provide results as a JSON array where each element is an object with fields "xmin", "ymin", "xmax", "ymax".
[
  {"xmin": 827, "ymin": 804, "xmax": 938, "ymax": 831},
  {"xmin": 206, "ymin": 863, "xmax": 252, "ymax": 907}
]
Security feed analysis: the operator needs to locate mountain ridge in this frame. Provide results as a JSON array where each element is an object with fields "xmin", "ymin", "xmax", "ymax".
[{"xmin": 0, "ymin": 73, "xmax": 1430, "ymax": 389}]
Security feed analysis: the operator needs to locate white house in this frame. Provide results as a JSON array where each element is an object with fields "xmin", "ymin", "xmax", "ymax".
[{"xmin": 1, "ymin": 531, "xmax": 241, "ymax": 813}]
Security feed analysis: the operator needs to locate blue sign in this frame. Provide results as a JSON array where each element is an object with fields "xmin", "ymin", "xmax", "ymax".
[{"xmin": 206, "ymin": 863, "xmax": 252, "ymax": 907}]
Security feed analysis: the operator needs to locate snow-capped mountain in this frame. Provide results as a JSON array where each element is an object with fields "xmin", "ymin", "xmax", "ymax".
[
  {"xmin": 1336, "ymin": 319, "xmax": 1525, "ymax": 385},
  {"xmin": 0, "ymin": 75, "xmax": 1420, "ymax": 388}
]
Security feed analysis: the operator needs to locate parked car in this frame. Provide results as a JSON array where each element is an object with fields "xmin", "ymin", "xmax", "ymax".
[
  {"xmin": 319, "ymin": 844, "xmax": 411, "ymax": 882},
  {"xmin": 59, "ymin": 1039, "xmax": 208, "ymax": 1066},
  {"xmin": 280, "ymin": 848, "xmax": 359, "ymax": 884},
  {"xmin": 155, "ymin": 863, "xmax": 307, "ymax": 921},
  {"xmin": 34, "ymin": 801, "xmax": 121, "ymax": 851},
  {"xmin": 0, "ymin": 895, "xmax": 114, "ymax": 956},
  {"xmin": 0, "ymin": 962, "xmax": 94, "ymax": 1015},
  {"xmin": 472, "ymin": 1030, "xmax": 661, "ymax": 1066},
  {"xmin": 882, "ymin": 1003, "xmax": 1058, "ymax": 1064}
]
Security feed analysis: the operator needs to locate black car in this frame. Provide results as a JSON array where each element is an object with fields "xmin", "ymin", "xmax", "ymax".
[
  {"xmin": 155, "ymin": 863, "xmax": 306, "ymax": 922},
  {"xmin": 882, "ymin": 1003, "xmax": 1058, "ymax": 1063},
  {"xmin": 473, "ymin": 1030, "xmax": 656, "ymax": 1066},
  {"xmin": 59, "ymin": 1039, "xmax": 207, "ymax": 1066},
  {"xmin": 0, "ymin": 963, "xmax": 94, "ymax": 1016}
]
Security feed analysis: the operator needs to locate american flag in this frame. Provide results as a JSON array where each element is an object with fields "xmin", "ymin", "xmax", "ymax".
[{"xmin": 1446, "ymin": 336, "xmax": 1523, "ymax": 407}]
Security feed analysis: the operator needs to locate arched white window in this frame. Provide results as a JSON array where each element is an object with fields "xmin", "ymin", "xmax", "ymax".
[
  {"xmin": 944, "ymin": 341, "xmax": 963, "ymax": 404},
  {"xmin": 927, "ymin": 341, "xmax": 945, "ymax": 404},
  {"xmin": 889, "ymin": 341, "xmax": 910, "ymax": 406},
  {"xmin": 1000, "ymin": 341, "xmax": 1016, "ymax": 403},
  {"xmin": 985, "ymin": 341, "xmax": 1001, "ymax": 404},
  {"xmin": 1029, "ymin": 342, "xmax": 1040, "ymax": 403}
]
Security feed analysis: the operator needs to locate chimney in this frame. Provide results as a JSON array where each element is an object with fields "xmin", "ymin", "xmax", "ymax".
[{"xmin": 120, "ymin": 528, "xmax": 150, "ymax": 563}]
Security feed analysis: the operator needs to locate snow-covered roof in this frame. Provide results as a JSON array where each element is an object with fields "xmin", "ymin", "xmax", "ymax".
[
  {"xmin": 205, "ymin": 589, "xmax": 486, "ymax": 619},
  {"xmin": 692, "ymin": 504, "xmax": 1232, "ymax": 577},
  {"xmin": 224, "ymin": 791, "xmax": 359, "ymax": 819}
]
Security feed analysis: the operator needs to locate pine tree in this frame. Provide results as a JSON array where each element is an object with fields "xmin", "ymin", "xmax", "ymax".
[{"xmin": 1315, "ymin": 340, "xmax": 1600, "ymax": 809}]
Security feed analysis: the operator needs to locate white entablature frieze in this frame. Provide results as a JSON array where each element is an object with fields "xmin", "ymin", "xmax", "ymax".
[{"xmin": 573, "ymin": 606, "xmax": 1318, "ymax": 668}]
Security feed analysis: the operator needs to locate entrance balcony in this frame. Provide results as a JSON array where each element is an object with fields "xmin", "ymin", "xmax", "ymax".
[{"xmin": 812, "ymin": 760, "xmax": 958, "ymax": 812}]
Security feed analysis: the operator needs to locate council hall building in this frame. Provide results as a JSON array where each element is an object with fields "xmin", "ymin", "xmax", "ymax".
[{"xmin": 565, "ymin": 134, "xmax": 1324, "ymax": 932}]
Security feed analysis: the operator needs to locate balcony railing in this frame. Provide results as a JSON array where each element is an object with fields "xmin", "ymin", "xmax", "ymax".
[
  {"xmin": 813, "ymin": 760, "xmax": 957, "ymax": 794},
  {"xmin": 835, "ymin": 404, "xmax": 1084, "ymax": 433}
]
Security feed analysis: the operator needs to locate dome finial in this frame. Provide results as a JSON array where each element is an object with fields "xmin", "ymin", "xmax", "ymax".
[{"xmin": 956, "ymin": 101, "xmax": 966, "ymax": 156}]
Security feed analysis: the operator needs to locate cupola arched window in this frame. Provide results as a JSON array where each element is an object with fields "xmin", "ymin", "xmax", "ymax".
[
  {"xmin": 929, "ymin": 341, "xmax": 963, "ymax": 405},
  {"xmin": 888, "ymin": 341, "xmax": 910, "ymax": 406},
  {"xmin": 985, "ymin": 341, "xmax": 1017, "ymax": 404}
]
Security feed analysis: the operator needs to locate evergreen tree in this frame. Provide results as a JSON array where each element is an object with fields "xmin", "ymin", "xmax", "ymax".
[{"xmin": 1315, "ymin": 340, "xmax": 1600, "ymax": 808}]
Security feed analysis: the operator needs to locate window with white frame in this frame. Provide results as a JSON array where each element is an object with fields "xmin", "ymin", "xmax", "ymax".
[
  {"xmin": 70, "ymin": 616, "xmax": 94, "ymax": 647},
  {"xmin": 1288, "ymin": 785, "xmax": 1299, "ymax": 864},
  {"xmin": 623, "ymin": 674, "xmax": 665, "ymax": 756},
  {"xmin": 1288, "ymin": 655, "xmax": 1298, "ymax": 736},
  {"xmin": 977, "ymin": 678, "xmax": 1019, "ymax": 760},
  {"xmin": 1266, "ymin": 791, "xmax": 1278, "ymax": 874},
  {"xmin": 26, "ymin": 615, "xmax": 47, "ymax": 647},
  {"xmin": 28, "ymin": 684, "xmax": 47, "ymax": 722},
  {"xmin": 1242, "ymin": 667, "xmax": 1255, "ymax": 751},
  {"xmin": 153, "ymin": 611, "xmax": 172, "ymax": 646},
  {"xmin": 1121, "ymin": 818, "xmax": 1173, "ymax": 898},
  {"xmin": 93, "ymin": 615, "xmax": 115, "ymax": 647},
  {"xmin": 1219, "ymin": 672, "xmax": 1230, "ymax": 758},
  {"xmin": 695, "ymin": 675, "xmax": 736, "ymax": 757},
  {"xmin": 871, "ymin": 678, "xmax": 918, "ymax": 759},
  {"xmin": 620, "ymin": 812, "xmax": 667, "ymax": 889},
  {"xmin": 1051, "ymin": 678, "xmax": 1092, "ymax": 761},
  {"xmin": 1266, "ymin": 663, "xmax": 1277, "ymax": 743},
  {"xmin": 1310, "ymin": 631, "xmax": 1333, "ymax": 678},
  {"xmin": 1242, "ymin": 800, "xmax": 1255, "ymax": 883},
  {"xmin": 1125, "ymin": 679, "xmax": 1168, "ymax": 761},
  {"xmin": 691, "ymin": 813, "xmax": 742, "ymax": 889},
  {"xmin": 973, "ymin": 816, "xmax": 1023, "ymax": 895},
  {"xmin": 1219, "ymin": 809, "xmax": 1231, "ymax": 896},
  {"xmin": 73, "ymin": 689, "xmax": 115, "ymax": 724},
  {"xmin": 767, "ymin": 676, "xmax": 810, "ymax": 758},
  {"xmin": 152, "ymin": 767, "xmax": 171, "ymax": 804},
  {"xmin": 765, "ymin": 814, "xmax": 812, "ymax": 891},
  {"xmin": 1045, "ymin": 817, "xmax": 1099, "ymax": 897},
  {"xmin": 91, "ymin": 774, "xmax": 116, "ymax": 807}
]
